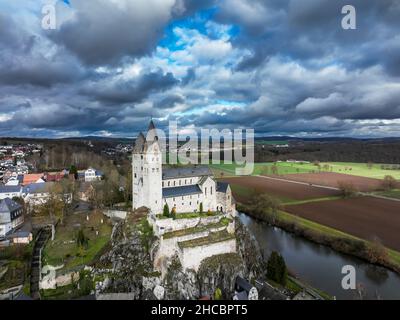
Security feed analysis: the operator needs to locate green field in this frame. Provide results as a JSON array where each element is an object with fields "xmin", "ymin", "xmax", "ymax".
[{"xmin": 211, "ymin": 161, "xmax": 400, "ymax": 179}]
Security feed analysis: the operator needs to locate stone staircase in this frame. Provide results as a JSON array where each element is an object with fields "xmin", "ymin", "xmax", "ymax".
[{"xmin": 30, "ymin": 228, "xmax": 52, "ymax": 300}]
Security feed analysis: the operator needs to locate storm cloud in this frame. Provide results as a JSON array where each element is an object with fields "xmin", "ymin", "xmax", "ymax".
[{"xmin": 0, "ymin": 0, "xmax": 399, "ymax": 138}]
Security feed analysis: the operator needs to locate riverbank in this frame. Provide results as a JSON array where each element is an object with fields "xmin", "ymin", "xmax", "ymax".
[{"xmin": 237, "ymin": 203, "xmax": 400, "ymax": 275}]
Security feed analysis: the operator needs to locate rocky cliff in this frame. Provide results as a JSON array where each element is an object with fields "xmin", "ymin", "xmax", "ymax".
[{"xmin": 94, "ymin": 213, "xmax": 265, "ymax": 299}]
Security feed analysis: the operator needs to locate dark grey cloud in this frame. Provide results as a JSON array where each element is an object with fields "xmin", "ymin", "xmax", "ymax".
[
  {"xmin": 50, "ymin": 0, "xmax": 217, "ymax": 66},
  {"xmin": 82, "ymin": 70, "xmax": 179, "ymax": 104},
  {"xmin": 1, "ymin": 0, "xmax": 400, "ymax": 138},
  {"xmin": 154, "ymin": 93, "xmax": 185, "ymax": 109},
  {"xmin": 0, "ymin": 13, "xmax": 86, "ymax": 88},
  {"xmin": 217, "ymin": 0, "xmax": 400, "ymax": 75}
]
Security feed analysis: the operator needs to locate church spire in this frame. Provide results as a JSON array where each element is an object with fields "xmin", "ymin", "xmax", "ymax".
[{"xmin": 148, "ymin": 119, "xmax": 156, "ymax": 132}]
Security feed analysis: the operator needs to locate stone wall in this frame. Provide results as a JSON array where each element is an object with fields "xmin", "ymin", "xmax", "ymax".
[
  {"xmin": 103, "ymin": 210, "xmax": 127, "ymax": 220},
  {"xmin": 149, "ymin": 214, "xmax": 225, "ymax": 236},
  {"xmin": 179, "ymin": 238, "xmax": 237, "ymax": 272}
]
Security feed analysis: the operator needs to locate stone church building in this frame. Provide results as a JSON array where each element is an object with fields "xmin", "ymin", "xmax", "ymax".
[{"xmin": 132, "ymin": 121, "xmax": 235, "ymax": 216}]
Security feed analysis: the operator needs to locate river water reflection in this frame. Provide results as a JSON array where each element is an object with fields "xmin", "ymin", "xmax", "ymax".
[{"xmin": 239, "ymin": 213, "xmax": 400, "ymax": 300}]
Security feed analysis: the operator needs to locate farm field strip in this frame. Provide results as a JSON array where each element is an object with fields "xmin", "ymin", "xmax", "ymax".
[
  {"xmin": 284, "ymin": 196, "xmax": 400, "ymax": 252},
  {"xmin": 211, "ymin": 162, "xmax": 400, "ymax": 179},
  {"xmin": 219, "ymin": 176, "xmax": 340, "ymax": 203}
]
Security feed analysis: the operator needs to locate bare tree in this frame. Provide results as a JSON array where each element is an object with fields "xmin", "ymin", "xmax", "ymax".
[
  {"xmin": 381, "ymin": 175, "xmax": 397, "ymax": 191},
  {"xmin": 367, "ymin": 237, "xmax": 388, "ymax": 264},
  {"xmin": 337, "ymin": 181, "xmax": 358, "ymax": 198}
]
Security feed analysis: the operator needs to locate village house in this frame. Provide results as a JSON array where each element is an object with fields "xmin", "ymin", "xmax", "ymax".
[
  {"xmin": 79, "ymin": 182, "xmax": 95, "ymax": 202},
  {"xmin": 78, "ymin": 168, "xmax": 103, "ymax": 182},
  {"xmin": 22, "ymin": 182, "xmax": 54, "ymax": 206},
  {"xmin": 0, "ymin": 198, "xmax": 24, "ymax": 238},
  {"xmin": 22, "ymin": 173, "xmax": 45, "ymax": 186},
  {"xmin": 0, "ymin": 185, "xmax": 22, "ymax": 200}
]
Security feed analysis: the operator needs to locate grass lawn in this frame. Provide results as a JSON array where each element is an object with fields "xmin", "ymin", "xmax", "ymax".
[
  {"xmin": 156, "ymin": 211, "xmax": 220, "ymax": 220},
  {"xmin": 42, "ymin": 210, "xmax": 112, "ymax": 271},
  {"xmin": 163, "ymin": 218, "xmax": 230, "ymax": 239},
  {"xmin": 322, "ymin": 162, "xmax": 400, "ymax": 179},
  {"xmin": 211, "ymin": 162, "xmax": 400, "ymax": 179},
  {"xmin": 178, "ymin": 230, "xmax": 235, "ymax": 249},
  {"xmin": 211, "ymin": 162, "xmax": 319, "ymax": 177}
]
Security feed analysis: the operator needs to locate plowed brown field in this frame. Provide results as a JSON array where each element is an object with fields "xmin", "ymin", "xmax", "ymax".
[
  {"xmin": 285, "ymin": 196, "xmax": 400, "ymax": 251},
  {"xmin": 219, "ymin": 176, "xmax": 340, "ymax": 202}
]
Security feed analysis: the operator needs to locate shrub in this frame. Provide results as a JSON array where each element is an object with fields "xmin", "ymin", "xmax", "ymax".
[
  {"xmin": 199, "ymin": 202, "xmax": 203, "ymax": 214},
  {"xmin": 381, "ymin": 175, "xmax": 397, "ymax": 191},
  {"xmin": 337, "ymin": 181, "xmax": 358, "ymax": 198},
  {"xmin": 163, "ymin": 203, "xmax": 170, "ymax": 218},
  {"xmin": 213, "ymin": 287, "xmax": 222, "ymax": 300},
  {"xmin": 76, "ymin": 228, "xmax": 89, "ymax": 249},
  {"xmin": 248, "ymin": 193, "xmax": 281, "ymax": 223},
  {"xmin": 170, "ymin": 207, "xmax": 176, "ymax": 220},
  {"xmin": 367, "ymin": 237, "xmax": 388, "ymax": 264}
]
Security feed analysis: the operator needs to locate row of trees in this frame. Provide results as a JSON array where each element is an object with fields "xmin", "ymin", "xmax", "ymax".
[
  {"xmin": 337, "ymin": 175, "xmax": 398, "ymax": 198},
  {"xmin": 246, "ymin": 193, "xmax": 282, "ymax": 223}
]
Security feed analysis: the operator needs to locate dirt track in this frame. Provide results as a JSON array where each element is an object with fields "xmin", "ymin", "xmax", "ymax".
[
  {"xmin": 285, "ymin": 196, "xmax": 400, "ymax": 251},
  {"xmin": 281, "ymin": 172, "xmax": 385, "ymax": 192},
  {"xmin": 219, "ymin": 176, "xmax": 340, "ymax": 202}
]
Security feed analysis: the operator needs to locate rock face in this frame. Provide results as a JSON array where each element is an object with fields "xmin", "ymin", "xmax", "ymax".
[
  {"xmin": 163, "ymin": 255, "xmax": 199, "ymax": 300},
  {"xmin": 96, "ymin": 217, "xmax": 157, "ymax": 299},
  {"xmin": 197, "ymin": 253, "xmax": 245, "ymax": 299},
  {"xmin": 95, "ymin": 213, "xmax": 265, "ymax": 300},
  {"xmin": 235, "ymin": 217, "xmax": 266, "ymax": 280}
]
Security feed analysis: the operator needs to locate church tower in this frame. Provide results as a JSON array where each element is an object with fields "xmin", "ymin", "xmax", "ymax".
[{"xmin": 132, "ymin": 120, "xmax": 163, "ymax": 214}]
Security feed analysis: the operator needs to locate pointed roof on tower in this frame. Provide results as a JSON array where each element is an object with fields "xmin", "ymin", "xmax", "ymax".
[
  {"xmin": 133, "ymin": 132, "xmax": 146, "ymax": 153},
  {"xmin": 148, "ymin": 119, "xmax": 156, "ymax": 131}
]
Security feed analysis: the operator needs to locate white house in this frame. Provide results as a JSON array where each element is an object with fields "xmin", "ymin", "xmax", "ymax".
[
  {"xmin": 84, "ymin": 168, "xmax": 102, "ymax": 182},
  {"xmin": 0, "ymin": 198, "xmax": 24, "ymax": 238},
  {"xmin": 132, "ymin": 120, "xmax": 235, "ymax": 215}
]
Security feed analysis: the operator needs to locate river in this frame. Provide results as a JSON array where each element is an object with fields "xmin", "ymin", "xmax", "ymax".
[{"xmin": 239, "ymin": 213, "xmax": 400, "ymax": 300}]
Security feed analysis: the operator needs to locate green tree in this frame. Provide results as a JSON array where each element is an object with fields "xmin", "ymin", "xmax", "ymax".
[
  {"xmin": 199, "ymin": 202, "xmax": 203, "ymax": 214},
  {"xmin": 69, "ymin": 165, "xmax": 78, "ymax": 180},
  {"xmin": 267, "ymin": 251, "xmax": 287, "ymax": 285},
  {"xmin": 163, "ymin": 203, "xmax": 170, "ymax": 218}
]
